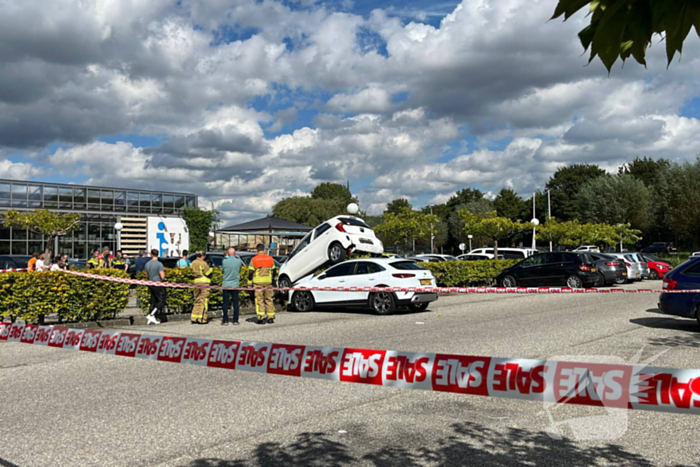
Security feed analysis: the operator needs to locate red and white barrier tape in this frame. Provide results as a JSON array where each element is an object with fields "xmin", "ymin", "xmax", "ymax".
[
  {"xmin": 48, "ymin": 269, "xmax": 696, "ymax": 294},
  {"xmin": 0, "ymin": 268, "xmax": 29, "ymax": 273},
  {"xmin": 2, "ymin": 322, "xmax": 699, "ymax": 415}
]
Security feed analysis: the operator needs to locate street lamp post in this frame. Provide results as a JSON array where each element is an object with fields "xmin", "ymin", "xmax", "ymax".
[
  {"xmin": 114, "ymin": 222, "xmax": 123, "ymax": 251},
  {"xmin": 531, "ymin": 218, "xmax": 539, "ymax": 251},
  {"xmin": 468, "ymin": 234, "xmax": 473, "ymax": 252}
]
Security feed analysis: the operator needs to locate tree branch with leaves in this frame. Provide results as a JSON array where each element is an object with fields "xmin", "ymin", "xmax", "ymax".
[
  {"xmin": 459, "ymin": 210, "xmax": 533, "ymax": 258},
  {"xmin": 4, "ymin": 210, "xmax": 81, "ymax": 261}
]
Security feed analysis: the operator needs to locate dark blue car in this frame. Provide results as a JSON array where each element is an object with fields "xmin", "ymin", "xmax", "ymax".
[{"xmin": 658, "ymin": 257, "xmax": 700, "ymax": 324}]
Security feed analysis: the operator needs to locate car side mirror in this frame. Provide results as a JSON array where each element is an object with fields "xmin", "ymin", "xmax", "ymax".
[{"xmin": 318, "ymin": 274, "xmax": 327, "ymax": 280}]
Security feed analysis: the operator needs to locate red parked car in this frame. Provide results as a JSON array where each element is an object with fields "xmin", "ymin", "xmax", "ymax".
[{"xmin": 641, "ymin": 253, "xmax": 673, "ymax": 280}]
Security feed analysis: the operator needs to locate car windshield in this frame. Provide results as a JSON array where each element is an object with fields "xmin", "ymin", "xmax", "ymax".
[
  {"xmin": 644, "ymin": 253, "xmax": 662, "ymax": 262},
  {"xmin": 338, "ymin": 217, "xmax": 370, "ymax": 229},
  {"xmin": 443, "ymin": 256, "xmax": 458, "ymax": 261},
  {"xmin": 391, "ymin": 261, "xmax": 426, "ymax": 270}
]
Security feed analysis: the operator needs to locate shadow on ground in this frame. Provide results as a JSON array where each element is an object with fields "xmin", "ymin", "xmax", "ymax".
[
  {"xmin": 631, "ymin": 316, "xmax": 700, "ymax": 348},
  {"xmin": 188, "ymin": 421, "xmax": 654, "ymax": 467}
]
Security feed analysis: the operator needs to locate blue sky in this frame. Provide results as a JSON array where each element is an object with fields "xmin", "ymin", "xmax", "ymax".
[{"xmin": 2, "ymin": 0, "xmax": 700, "ymax": 222}]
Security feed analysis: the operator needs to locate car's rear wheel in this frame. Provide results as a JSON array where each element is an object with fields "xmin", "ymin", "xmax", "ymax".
[
  {"xmin": 292, "ymin": 291, "xmax": 314, "ymax": 312},
  {"xmin": 501, "ymin": 275, "xmax": 517, "ymax": 287},
  {"xmin": 595, "ymin": 272, "xmax": 606, "ymax": 287},
  {"xmin": 566, "ymin": 275, "xmax": 584, "ymax": 289},
  {"xmin": 650, "ymin": 270, "xmax": 659, "ymax": 280},
  {"xmin": 328, "ymin": 242, "xmax": 346, "ymax": 265},
  {"xmin": 370, "ymin": 291, "xmax": 396, "ymax": 315},
  {"xmin": 408, "ymin": 302, "xmax": 429, "ymax": 312},
  {"xmin": 278, "ymin": 275, "xmax": 291, "ymax": 290}
]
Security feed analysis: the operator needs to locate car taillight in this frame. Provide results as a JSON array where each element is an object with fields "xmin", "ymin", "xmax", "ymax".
[
  {"xmin": 663, "ymin": 278, "xmax": 678, "ymax": 290},
  {"xmin": 605, "ymin": 262, "xmax": 620, "ymax": 266},
  {"xmin": 392, "ymin": 273, "xmax": 416, "ymax": 278},
  {"xmin": 625, "ymin": 262, "xmax": 631, "ymax": 268},
  {"xmin": 335, "ymin": 222, "xmax": 346, "ymax": 233},
  {"xmin": 578, "ymin": 265, "xmax": 591, "ymax": 271}
]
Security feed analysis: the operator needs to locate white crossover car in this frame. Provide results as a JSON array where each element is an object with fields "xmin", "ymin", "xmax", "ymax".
[
  {"xmin": 278, "ymin": 215, "xmax": 384, "ymax": 287},
  {"xmin": 289, "ymin": 258, "xmax": 437, "ymax": 315}
]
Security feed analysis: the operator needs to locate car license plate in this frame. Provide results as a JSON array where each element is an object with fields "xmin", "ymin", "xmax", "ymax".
[
  {"xmin": 637, "ymin": 273, "xmax": 641, "ymax": 278},
  {"xmin": 622, "ymin": 272, "xmax": 627, "ymax": 276},
  {"xmin": 421, "ymin": 279, "xmax": 431, "ymax": 285},
  {"xmin": 591, "ymin": 267, "xmax": 596, "ymax": 272}
]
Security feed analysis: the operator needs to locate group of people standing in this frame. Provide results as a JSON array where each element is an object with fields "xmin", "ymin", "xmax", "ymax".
[
  {"xmin": 27, "ymin": 252, "xmax": 69, "ymax": 272},
  {"xmin": 87, "ymin": 246, "xmax": 129, "ymax": 271},
  {"xmin": 143, "ymin": 244, "xmax": 278, "ymax": 327}
]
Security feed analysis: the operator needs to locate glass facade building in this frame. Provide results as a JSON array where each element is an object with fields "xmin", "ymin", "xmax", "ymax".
[{"xmin": 0, "ymin": 179, "xmax": 197, "ymax": 259}]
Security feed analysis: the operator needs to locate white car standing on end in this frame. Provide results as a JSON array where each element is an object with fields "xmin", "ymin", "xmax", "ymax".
[
  {"xmin": 278, "ymin": 215, "xmax": 384, "ymax": 288},
  {"xmin": 289, "ymin": 258, "xmax": 438, "ymax": 315}
]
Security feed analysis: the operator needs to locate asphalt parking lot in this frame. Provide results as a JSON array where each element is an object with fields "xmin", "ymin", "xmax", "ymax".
[{"xmin": 2, "ymin": 281, "xmax": 700, "ymax": 466}]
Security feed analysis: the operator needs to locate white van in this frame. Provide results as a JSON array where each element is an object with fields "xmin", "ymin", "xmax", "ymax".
[
  {"xmin": 574, "ymin": 245, "xmax": 601, "ymax": 253},
  {"xmin": 467, "ymin": 248, "xmax": 537, "ymax": 260}
]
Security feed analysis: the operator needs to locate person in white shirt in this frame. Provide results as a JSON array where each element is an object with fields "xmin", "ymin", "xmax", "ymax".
[{"xmin": 35, "ymin": 253, "xmax": 48, "ymax": 272}]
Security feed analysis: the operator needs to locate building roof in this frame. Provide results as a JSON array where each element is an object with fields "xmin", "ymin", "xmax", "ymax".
[
  {"xmin": 220, "ymin": 216, "xmax": 313, "ymax": 232},
  {"xmin": 0, "ymin": 178, "xmax": 196, "ymax": 197}
]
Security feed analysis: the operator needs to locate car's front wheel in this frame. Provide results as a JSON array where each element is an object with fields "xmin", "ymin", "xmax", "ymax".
[
  {"xmin": 650, "ymin": 270, "xmax": 659, "ymax": 280},
  {"xmin": 501, "ymin": 275, "xmax": 517, "ymax": 287},
  {"xmin": 370, "ymin": 291, "xmax": 396, "ymax": 315},
  {"xmin": 408, "ymin": 302, "xmax": 429, "ymax": 312},
  {"xmin": 292, "ymin": 291, "xmax": 315, "ymax": 312},
  {"xmin": 595, "ymin": 272, "xmax": 606, "ymax": 287},
  {"xmin": 328, "ymin": 242, "xmax": 346, "ymax": 265},
  {"xmin": 566, "ymin": 275, "xmax": 584, "ymax": 289},
  {"xmin": 278, "ymin": 275, "xmax": 291, "ymax": 290}
]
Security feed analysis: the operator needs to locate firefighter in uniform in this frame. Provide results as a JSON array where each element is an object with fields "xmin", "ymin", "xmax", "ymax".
[
  {"xmin": 87, "ymin": 250, "xmax": 101, "ymax": 269},
  {"xmin": 191, "ymin": 251, "xmax": 212, "ymax": 324},
  {"xmin": 249, "ymin": 244, "xmax": 278, "ymax": 324}
]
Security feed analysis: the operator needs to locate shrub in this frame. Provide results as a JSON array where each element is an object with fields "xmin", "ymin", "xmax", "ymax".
[
  {"xmin": 136, "ymin": 266, "xmax": 252, "ymax": 315},
  {"xmin": 418, "ymin": 260, "xmax": 520, "ymax": 287},
  {"xmin": 0, "ymin": 269, "xmax": 130, "ymax": 323}
]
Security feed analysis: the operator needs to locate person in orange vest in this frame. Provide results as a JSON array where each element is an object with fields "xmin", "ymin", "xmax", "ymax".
[
  {"xmin": 248, "ymin": 244, "xmax": 278, "ymax": 324},
  {"xmin": 27, "ymin": 251, "xmax": 39, "ymax": 271}
]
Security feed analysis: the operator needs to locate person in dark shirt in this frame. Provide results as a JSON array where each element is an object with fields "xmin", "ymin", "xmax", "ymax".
[{"xmin": 133, "ymin": 250, "xmax": 150, "ymax": 276}]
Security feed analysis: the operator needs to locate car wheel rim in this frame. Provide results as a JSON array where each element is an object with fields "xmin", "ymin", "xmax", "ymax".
[
  {"xmin": 503, "ymin": 277, "xmax": 515, "ymax": 287},
  {"xmin": 330, "ymin": 246, "xmax": 341, "ymax": 261},
  {"xmin": 373, "ymin": 293, "xmax": 391, "ymax": 313},
  {"xmin": 295, "ymin": 293, "xmax": 310, "ymax": 311},
  {"xmin": 567, "ymin": 277, "xmax": 582, "ymax": 288}
]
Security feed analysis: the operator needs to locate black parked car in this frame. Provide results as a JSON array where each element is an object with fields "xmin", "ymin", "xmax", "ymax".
[
  {"xmin": 641, "ymin": 242, "xmax": 678, "ymax": 254},
  {"xmin": 496, "ymin": 252, "xmax": 598, "ymax": 288},
  {"xmin": 588, "ymin": 253, "xmax": 627, "ymax": 286},
  {"xmin": 0, "ymin": 255, "xmax": 32, "ymax": 270}
]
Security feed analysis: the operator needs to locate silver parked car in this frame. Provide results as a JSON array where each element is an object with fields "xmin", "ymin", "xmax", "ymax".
[{"xmin": 607, "ymin": 253, "xmax": 643, "ymax": 282}]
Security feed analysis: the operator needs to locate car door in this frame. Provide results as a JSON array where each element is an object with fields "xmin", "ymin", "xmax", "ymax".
[
  {"xmin": 344, "ymin": 261, "xmax": 385, "ymax": 303},
  {"xmin": 284, "ymin": 233, "xmax": 312, "ymax": 281},
  {"xmin": 516, "ymin": 255, "xmax": 546, "ymax": 286},
  {"xmin": 306, "ymin": 223, "xmax": 333, "ymax": 268},
  {"xmin": 313, "ymin": 262, "xmax": 355, "ymax": 304}
]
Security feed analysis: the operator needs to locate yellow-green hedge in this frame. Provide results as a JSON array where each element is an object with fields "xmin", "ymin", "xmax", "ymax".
[
  {"xmin": 0, "ymin": 269, "xmax": 130, "ymax": 323},
  {"xmin": 135, "ymin": 266, "xmax": 253, "ymax": 314},
  {"xmin": 418, "ymin": 260, "xmax": 520, "ymax": 287}
]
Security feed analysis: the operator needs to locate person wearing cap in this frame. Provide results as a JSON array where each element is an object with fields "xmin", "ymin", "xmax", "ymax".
[
  {"xmin": 190, "ymin": 251, "xmax": 212, "ymax": 324},
  {"xmin": 248, "ymin": 244, "xmax": 278, "ymax": 325}
]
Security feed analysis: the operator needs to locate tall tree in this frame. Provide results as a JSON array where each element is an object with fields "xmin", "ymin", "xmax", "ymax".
[
  {"xmin": 493, "ymin": 188, "xmax": 526, "ymax": 221},
  {"xmin": 619, "ymin": 157, "xmax": 671, "ymax": 187},
  {"xmin": 446, "ymin": 188, "xmax": 484, "ymax": 211},
  {"xmin": 552, "ymin": 0, "xmax": 700, "ymax": 72},
  {"xmin": 546, "ymin": 164, "xmax": 606, "ymax": 221},
  {"xmin": 385, "ymin": 198, "xmax": 412, "ymax": 215},
  {"xmin": 272, "ymin": 197, "xmax": 346, "ymax": 227},
  {"xmin": 311, "ymin": 183, "xmax": 355, "ymax": 205},
  {"xmin": 4, "ymin": 210, "xmax": 81, "ymax": 262},
  {"xmin": 660, "ymin": 158, "xmax": 700, "ymax": 249},
  {"xmin": 182, "ymin": 207, "xmax": 219, "ymax": 252},
  {"xmin": 577, "ymin": 174, "xmax": 653, "ymax": 231},
  {"xmin": 374, "ymin": 207, "xmax": 438, "ymax": 252}
]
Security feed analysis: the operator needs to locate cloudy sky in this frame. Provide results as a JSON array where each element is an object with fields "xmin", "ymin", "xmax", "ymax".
[{"xmin": 2, "ymin": 0, "xmax": 700, "ymax": 224}]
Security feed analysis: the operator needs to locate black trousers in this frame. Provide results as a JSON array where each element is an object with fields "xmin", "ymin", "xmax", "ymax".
[
  {"xmin": 222, "ymin": 290, "xmax": 240, "ymax": 323},
  {"xmin": 148, "ymin": 286, "xmax": 166, "ymax": 316}
]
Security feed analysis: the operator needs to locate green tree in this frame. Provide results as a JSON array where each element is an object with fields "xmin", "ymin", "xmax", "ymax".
[
  {"xmin": 272, "ymin": 197, "xmax": 348, "ymax": 227},
  {"xmin": 385, "ymin": 198, "xmax": 412, "ymax": 215},
  {"xmin": 459, "ymin": 210, "xmax": 533, "ymax": 258},
  {"xmin": 619, "ymin": 157, "xmax": 671, "ymax": 187},
  {"xmin": 447, "ymin": 200, "xmax": 494, "ymax": 247},
  {"xmin": 546, "ymin": 164, "xmax": 606, "ymax": 221},
  {"xmin": 659, "ymin": 158, "xmax": 700, "ymax": 249},
  {"xmin": 311, "ymin": 182, "xmax": 355, "ymax": 204},
  {"xmin": 182, "ymin": 207, "xmax": 219, "ymax": 252},
  {"xmin": 374, "ymin": 207, "xmax": 438, "ymax": 252},
  {"xmin": 4, "ymin": 209, "xmax": 81, "ymax": 261},
  {"xmin": 493, "ymin": 188, "xmax": 526, "ymax": 221},
  {"xmin": 577, "ymin": 174, "xmax": 653, "ymax": 230},
  {"xmin": 446, "ymin": 188, "xmax": 485, "ymax": 211},
  {"xmin": 552, "ymin": 0, "xmax": 700, "ymax": 72}
]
